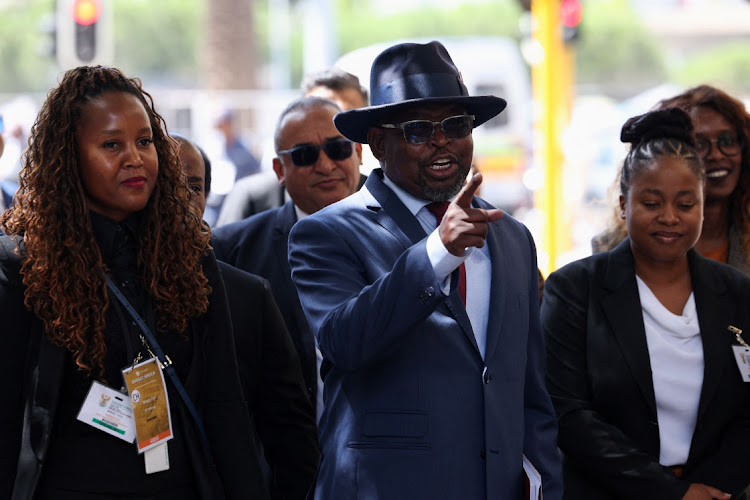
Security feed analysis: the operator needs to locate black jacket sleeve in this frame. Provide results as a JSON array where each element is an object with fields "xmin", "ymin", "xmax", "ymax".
[
  {"xmin": 541, "ymin": 261, "xmax": 688, "ymax": 500},
  {"xmin": 219, "ymin": 261, "xmax": 320, "ymax": 500}
]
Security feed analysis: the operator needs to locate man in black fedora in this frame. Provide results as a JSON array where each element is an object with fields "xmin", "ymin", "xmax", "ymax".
[{"xmin": 288, "ymin": 40, "xmax": 563, "ymax": 499}]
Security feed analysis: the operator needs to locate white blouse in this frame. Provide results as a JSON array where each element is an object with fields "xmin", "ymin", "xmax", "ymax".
[{"xmin": 636, "ymin": 276, "xmax": 704, "ymax": 466}]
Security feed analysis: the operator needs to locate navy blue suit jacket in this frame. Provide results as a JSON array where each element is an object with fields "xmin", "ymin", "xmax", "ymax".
[
  {"xmin": 288, "ymin": 170, "xmax": 563, "ymax": 499},
  {"xmin": 213, "ymin": 202, "xmax": 318, "ymax": 410}
]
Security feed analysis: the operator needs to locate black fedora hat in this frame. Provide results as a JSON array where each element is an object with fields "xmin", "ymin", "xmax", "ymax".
[{"xmin": 334, "ymin": 40, "xmax": 507, "ymax": 144}]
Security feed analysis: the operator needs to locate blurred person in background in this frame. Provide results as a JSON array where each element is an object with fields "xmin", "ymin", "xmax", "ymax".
[
  {"xmin": 0, "ymin": 121, "xmax": 28, "ymax": 212},
  {"xmin": 214, "ymin": 109, "xmax": 261, "ymax": 181},
  {"xmin": 0, "ymin": 116, "xmax": 5, "ymax": 158},
  {"xmin": 215, "ymin": 68, "xmax": 368, "ymax": 226},
  {"xmin": 592, "ymin": 85, "xmax": 750, "ymax": 278},
  {"xmin": 213, "ymin": 96, "xmax": 363, "ymax": 424},
  {"xmin": 0, "ymin": 97, "xmax": 36, "ymax": 212},
  {"xmin": 545, "ymin": 108, "xmax": 750, "ymax": 500},
  {"xmin": 0, "ymin": 66, "xmax": 268, "ymax": 499},
  {"xmin": 175, "ymin": 134, "xmax": 320, "ymax": 499},
  {"xmin": 0, "ymin": 116, "xmax": 5, "ymax": 212},
  {"xmin": 301, "ymin": 67, "xmax": 368, "ymax": 111}
]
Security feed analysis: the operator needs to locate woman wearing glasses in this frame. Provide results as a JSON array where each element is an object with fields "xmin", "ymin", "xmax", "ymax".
[
  {"xmin": 593, "ymin": 86, "xmax": 750, "ymax": 276},
  {"xmin": 656, "ymin": 85, "xmax": 750, "ymax": 275}
]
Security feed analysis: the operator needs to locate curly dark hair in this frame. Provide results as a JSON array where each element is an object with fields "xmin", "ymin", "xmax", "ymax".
[
  {"xmin": 656, "ymin": 85, "xmax": 750, "ymax": 261},
  {"xmin": 0, "ymin": 66, "xmax": 212, "ymax": 376}
]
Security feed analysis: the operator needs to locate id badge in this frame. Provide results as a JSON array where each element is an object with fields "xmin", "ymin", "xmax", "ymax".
[
  {"xmin": 122, "ymin": 357, "xmax": 173, "ymax": 453},
  {"xmin": 732, "ymin": 345, "xmax": 750, "ymax": 382},
  {"xmin": 77, "ymin": 381, "xmax": 136, "ymax": 443}
]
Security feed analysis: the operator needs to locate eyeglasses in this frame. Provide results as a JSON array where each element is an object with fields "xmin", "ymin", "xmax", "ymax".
[
  {"xmin": 380, "ymin": 114, "xmax": 475, "ymax": 145},
  {"xmin": 695, "ymin": 132, "xmax": 743, "ymax": 158},
  {"xmin": 278, "ymin": 139, "xmax": 354, "ymax": 167}
]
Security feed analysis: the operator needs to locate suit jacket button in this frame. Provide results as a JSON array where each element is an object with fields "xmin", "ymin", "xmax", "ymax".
[
  {"xmin": 419, "ymin": 287, "xmax": 435, "ymax": 303},
  {"xmin": 482, "ymin": 366, "xmax": 490, "ymax": 384}
]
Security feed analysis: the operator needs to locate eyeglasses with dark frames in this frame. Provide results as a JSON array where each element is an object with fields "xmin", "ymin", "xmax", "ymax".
[
  {"xmin": 380, "ymin": 114, "xmax": 475, "ymax": 145},
  {"xmin": 695, "ymin": 132, "xmax": 744, "ymax": 158},
  {"xmin": 278, "ymin": 139, "xmax": 354, "ymax": 167}
]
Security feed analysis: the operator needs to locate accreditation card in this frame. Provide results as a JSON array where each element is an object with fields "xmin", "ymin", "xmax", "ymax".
[
  {"xmin": 732, "ymin": 345, "xmax": 750, "ymax": 382},
  {"xmin": 122, "ymin": 357, "xmax": 173, "ymax": 453},
  {"xmin": 76, "ymin": 381, "xmax": 136, "ymax": 443}
]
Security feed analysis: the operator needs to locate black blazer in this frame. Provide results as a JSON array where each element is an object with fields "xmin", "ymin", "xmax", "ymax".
[
  {"xmin": 217, "ymin": 261, "xmax": 320, "ymax": 499},
  {"xmin": 213, "ymin": 201, "xmax": 318, "ymax": 411},
  {"xmin": 542, "ymin": 239, "xmax": 750, "ymax": 499},
  {"xmin": 0, "ymin": 235, "xmax": 270, "ymax": 500}
]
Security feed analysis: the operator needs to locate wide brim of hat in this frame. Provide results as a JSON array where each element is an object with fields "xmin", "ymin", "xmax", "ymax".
[{"xmin": 334, "ymin": 95, "xmax": 507, "ymax": 144}]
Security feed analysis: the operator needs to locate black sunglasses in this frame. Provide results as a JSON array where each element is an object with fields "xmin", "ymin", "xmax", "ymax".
[
  {"xmin": 380, "ymin": 114, "xmax": 475, "ymax": 145},
  {"xmin": 278, "ymin": 139, "xmax": 354, "ymax": 167}
]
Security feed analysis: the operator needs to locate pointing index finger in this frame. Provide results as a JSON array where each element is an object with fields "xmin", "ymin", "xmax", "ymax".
[{"xmin": 454, "ymin": 172, "xmax": 483, "ymax": 208}]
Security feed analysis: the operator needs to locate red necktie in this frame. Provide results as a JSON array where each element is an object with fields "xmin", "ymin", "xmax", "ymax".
[{"xmin": 426, "ymin": 202, "xmax": 467, "ymax": 307}]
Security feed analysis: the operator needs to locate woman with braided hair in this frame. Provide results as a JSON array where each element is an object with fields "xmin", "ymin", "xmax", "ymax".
[
  {"xmin": 592, "ymin": 85, "xmax": 750, "ymax": 278},
  {"xmin": 543, "ymin": 108, "xmax": 750, "ymax": 499},
  {"xmin": 0, "ymin": 66, "xmax": 268, "ymax": 499}
]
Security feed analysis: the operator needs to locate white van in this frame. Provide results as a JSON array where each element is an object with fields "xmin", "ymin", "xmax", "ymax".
[{"xmin": 335, "ymin": 36, "xmax": 533, "ymax": 213}]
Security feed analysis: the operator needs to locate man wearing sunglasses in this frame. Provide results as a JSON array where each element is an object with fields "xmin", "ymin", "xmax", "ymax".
[
  {"xmin": 216, "ymin": 69, "xmax": 368, "ymax": 227},
  {"xmin": 287, "ymin": 41, "xmax": 563, "ymax": 500},
  {"xmin": 213, "ymin": 97, "xmax": 362, "ymax": 424}
]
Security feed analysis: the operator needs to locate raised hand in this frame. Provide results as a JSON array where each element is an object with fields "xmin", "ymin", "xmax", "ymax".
[{"xmin": 439, "ymin": 172, "xmax": 504, "ymax": 256}]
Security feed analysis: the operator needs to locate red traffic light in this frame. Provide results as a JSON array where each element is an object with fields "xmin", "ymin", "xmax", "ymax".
[
  {"xmin": 560, "ymin": 0, "xmax": 583, "ymax": 28},
  {"xmin": 71, "ymin": 0, "xmax": 102, "ymax": 26}
]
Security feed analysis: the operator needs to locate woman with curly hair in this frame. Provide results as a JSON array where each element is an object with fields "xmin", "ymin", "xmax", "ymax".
[
  {"xmin": 0, "ymin": 66, "xmax": 268, "ymax": 499},
  {"xmin": 657, "ymin": 85, "xmax": 750, "ymax": 275},
  {"xmin": 593, "ymin": 85, "xmax": 750, "ymax": 277}
]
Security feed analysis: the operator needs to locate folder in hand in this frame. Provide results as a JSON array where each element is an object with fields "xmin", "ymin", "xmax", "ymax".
[{"xmin": 523, "ymin": 454, "xmax": 542, "ymax": 500}]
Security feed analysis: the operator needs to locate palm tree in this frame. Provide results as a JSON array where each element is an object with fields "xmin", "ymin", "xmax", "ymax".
[{"xmin": 204, "ymin": 0, "xmax": 256, "ymax": 90}]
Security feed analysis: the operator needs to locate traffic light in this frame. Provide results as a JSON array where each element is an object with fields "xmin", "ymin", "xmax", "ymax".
[
  {"xmin": 560, "ymin": 0, "xmax": 583, "ymax": 43},
  {"xmin": 56, "ymin": 0, "xmax": 113, "ymax": 69}
]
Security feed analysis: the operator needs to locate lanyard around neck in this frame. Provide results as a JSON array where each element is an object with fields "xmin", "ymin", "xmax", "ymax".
[{"xmin": 105, "ymin": 275, "xmax": 214, "ymax": 463}]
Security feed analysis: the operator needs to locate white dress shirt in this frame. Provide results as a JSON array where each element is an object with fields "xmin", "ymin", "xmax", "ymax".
[
  {"xmin": 636, "ymin": 276, "xmax": 703, "ymax": 466},
  {"xmin": 382, "ymin": 176, "xmax": 491, "ymax": 359}
]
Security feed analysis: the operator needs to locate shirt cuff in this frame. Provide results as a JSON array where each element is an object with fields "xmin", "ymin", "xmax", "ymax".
[{"xmin": 426, "ymin": 229, "xmax": 471, "ymax": 293}]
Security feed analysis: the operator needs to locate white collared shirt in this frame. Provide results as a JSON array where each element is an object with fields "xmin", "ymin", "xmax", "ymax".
[{"xmin": 382, "ymin": 176, "xmax": 491, "ymax": 359}]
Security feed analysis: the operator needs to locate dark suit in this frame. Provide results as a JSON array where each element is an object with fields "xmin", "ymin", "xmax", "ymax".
[
  {"xmin": 287, "ymin": 170, "xmax": 563, "ymax": 500},
  {"xmin": 542, "ymin": 239, "xmax": 750, "ymax": 499},
  {"xmin": 0, "ymin": 235, "xmax": 269, "ymax": 500},
  {"xmin": 213, "ymin": 202, "xmax": 318, "ymax": 412},
  {"xmin": 217, "ymin": 261, "xmax": 319, "ymax": 499}
]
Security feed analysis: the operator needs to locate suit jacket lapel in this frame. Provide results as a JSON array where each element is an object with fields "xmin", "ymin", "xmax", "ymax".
[
  {"xmin": 364, "ymin": 170, "xmax": 479, "ymax": 355},
  {"xmin": 276, "ymin": 201, "xmax": 298, "ymax": 238},
  {"xmin": 601, "ymin": 240, "xmax": 658, "ymax": 416},
  {"xmin": 276, "ymin": 202, "xmax": 318, "ymax": 368},
  {"xmin": 273, "ymin": 202, "xmax": 297, "ymax": 287},
  {"xmin": 482, "ymin": 218, "xmax": 506, "ymax": 361},
  {"xmin": 364, "ymin": 171, "xmax": 427, "ymax": 248},
  {"xmin": 689, "ymin": 250, "xmax": 732, "ymax": 426}
]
